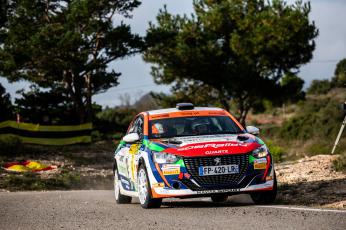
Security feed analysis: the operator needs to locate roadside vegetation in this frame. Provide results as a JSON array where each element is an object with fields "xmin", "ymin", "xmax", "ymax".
[{"xmin": 249, "ymin": 86, "xmax": 346, "ymax": 166}]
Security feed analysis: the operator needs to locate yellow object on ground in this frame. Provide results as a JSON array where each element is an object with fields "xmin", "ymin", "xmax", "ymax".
[
  {"xmin": 3, "ymin": 161, "xmax": 57, "ymax": 172},
  {"xmin": 5, "ymin": 165, "xmax": 30, "ymax": 172}
]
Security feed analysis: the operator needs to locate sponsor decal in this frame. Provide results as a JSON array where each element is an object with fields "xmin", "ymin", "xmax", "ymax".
[
  {"xmin": 196, "ymin": 188, "xmax": 240, "ymax": 194},
  {"xmin": 205, "ymin": 150, "xmax": 228, "ymax": 155},
  {"xmin": 208, "ymin": 111, "xmax": 226, "ymax": 115},
  {"xmin": 119, "ymin": 177, "xmax": 131, "ymax": 190},
  {"xmin": 129, "ymin": 144, "xmax": 140, "ymax": 155},
  {"xmin": 254, "ymin": 158, "xmax": 267, "ymax": 170},
  {"xmin": 164, "ymin": 140, "xmax": 261, "ymax": 157},
  {"xmin": 162, "ymin": 164, "xmax": 180, "ymax": 175},
  {"xmin": 128, "ymin": 144, "xmax": 140, "ymax": 182},
  {"xmin": 121, "ymin": 178, "xmax": 130, "ymax": 186},
  {"xmin": 150, "ymin": 114, "xmax": 170, "ymax": 119},
  {"xmin": 178, "ymin": 142, "xmax": 248, "ymax": 151},
  {"xmin": 152, "ymin": 182, "xmax": 165, "ymax": 188},
  {"xmin": 117, "ymin": 165, "xmax": 127, "ymax": 175}
]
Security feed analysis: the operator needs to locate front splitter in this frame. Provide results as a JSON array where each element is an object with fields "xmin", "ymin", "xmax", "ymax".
[{"xmin": 151, "ymin": 179, "xmax": 274, "ymax": 198}]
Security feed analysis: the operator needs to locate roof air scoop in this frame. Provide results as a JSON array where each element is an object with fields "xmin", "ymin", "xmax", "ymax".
[{"xmin": 176, "ymin": 103, "xmax": 194, "ymax": 110}]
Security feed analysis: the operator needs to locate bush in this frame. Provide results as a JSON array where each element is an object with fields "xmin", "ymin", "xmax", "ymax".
[
  {"xmin": 333, "ymin": 152, "xmax": 346, "ymax": 172},
  {"xmin": 307, "ymin": 79, "xmax": 332, "ymax": 94},
  {"xmin": 265, "ymin": 140, "xmax": 284, "ymax": 162},
  {"xmin": 306, "ymin": 141, "xmax": 331, "ymax": 155},
  {"xmin": 91, "ymin": 130, "xmax": 103, "ymax": 142},
  {"xmin": 0, "ymin": 135, "xmax": 23, "ymax": 155},
  {"xmin": 279, "ymin": 97, "xmax": 344, "ymax": 141}
]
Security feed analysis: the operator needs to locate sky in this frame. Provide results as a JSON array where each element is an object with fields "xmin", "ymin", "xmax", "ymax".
[{"xmin": 0, "ymin": 0, "xmax": 345, "ymax": 107}]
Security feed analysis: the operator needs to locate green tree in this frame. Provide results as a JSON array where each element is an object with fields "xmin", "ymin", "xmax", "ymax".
[
  {"xmin": 332, "ymin": 58, "xmax": 346, "ymax": 87},
  {"xmin": 0, "ymin": 83, "xmax": 14, "ymax": 121},
  {"xmin": 151, "ymin": 79, "xmax": 224, "ymax": 109},
  {"xmin": 144, "ymin": 0, "xmax": 318, "ymax": 125},
  {"xmin": 307, "ymin": 79, "xmax": 332, "ymax": 95},
  {"xmin": 279, "ymin": 73, "xmax": 305, "ymax": 103},
  {"xmin": 95, "ymin": 106, "xmax": 138, "ymax": 134},
  {"xmin": 15, "ymin": 85, "xmax": 78, "ymax": 124},
  {"xmin": 0, "ymin": 0, "xmax": 143, "ymax": 123}
]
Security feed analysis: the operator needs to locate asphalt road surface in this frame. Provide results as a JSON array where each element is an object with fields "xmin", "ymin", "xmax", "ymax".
[{"xmin": 0, "ymin": 190, "xmax": 345, "ymax": 230}]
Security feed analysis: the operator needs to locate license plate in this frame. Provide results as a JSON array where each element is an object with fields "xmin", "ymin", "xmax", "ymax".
[{"xmin": 199, "ymin": 165, "xmax": 239, "ymax": 176}]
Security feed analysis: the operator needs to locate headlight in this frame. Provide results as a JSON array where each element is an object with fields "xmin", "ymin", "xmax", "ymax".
[
  {"xmin": 152, "ymin": 151, "xmax": 180, "ymax": 164},
  {"xmin": 253, "ymin": 145, "xmax": 268, "ymax": 158}
]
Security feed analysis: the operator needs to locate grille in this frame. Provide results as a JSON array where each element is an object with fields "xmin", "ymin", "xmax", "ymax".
[{"xmin": 183, "ymin": 154, "xmax": 249, "ymax": 190}]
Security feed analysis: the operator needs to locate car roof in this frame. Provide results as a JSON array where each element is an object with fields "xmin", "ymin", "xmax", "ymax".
[{"xmin": 146, "ymin": 107, "xmax": 224, "ymax": 115}]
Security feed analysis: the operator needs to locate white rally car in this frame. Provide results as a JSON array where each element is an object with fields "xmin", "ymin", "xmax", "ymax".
[{"xmin": 113, "ymin": 103, "xmax": 276, "ymax": 208}]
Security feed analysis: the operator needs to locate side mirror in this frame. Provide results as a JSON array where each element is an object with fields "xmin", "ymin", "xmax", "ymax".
[
  {"xmin": 246, "ymin": 126, "xmax": 260, "ymax": 136},
  {"xmin": 122, "ymin": 133, "xmax": 140, "ymax": 143}
]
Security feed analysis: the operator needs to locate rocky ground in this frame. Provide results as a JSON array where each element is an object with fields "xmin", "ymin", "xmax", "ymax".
[{"xmin": 276, "ymin": 154, "xmax": 346, "ymax": 209}]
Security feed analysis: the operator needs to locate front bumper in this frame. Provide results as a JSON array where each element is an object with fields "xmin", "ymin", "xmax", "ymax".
[
  {"xmin": 151, "ymin": 178, "xmax": 274, "ymax": 198},
  {"xmin": 149, "ymin": 153, "xmax": 275, "ymax": 199}
]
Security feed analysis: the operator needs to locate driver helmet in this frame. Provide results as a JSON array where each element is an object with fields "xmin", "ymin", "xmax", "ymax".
[
  {"xmin": 191, "ymin": 120, "xmax": 210, "ymax": 133},
  {"xmin": 152, "ymin": 122, "xmax": 166, "ymax": 134}
]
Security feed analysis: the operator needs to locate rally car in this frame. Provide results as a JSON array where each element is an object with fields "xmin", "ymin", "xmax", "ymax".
[{"xmin": 113, "ymin": 103, "xmax": 277, "ymax": 208}]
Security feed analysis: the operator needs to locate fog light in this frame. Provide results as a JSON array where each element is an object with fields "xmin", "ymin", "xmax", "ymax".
[{"xmin": 172, "ymin": 182, "xmax": 180, "ymax": 189}]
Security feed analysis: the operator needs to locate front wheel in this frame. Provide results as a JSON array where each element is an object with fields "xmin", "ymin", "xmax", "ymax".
[
  {"xmin": 137, "ymin": 164, "xmax": 162, "ymax": 209},
  {"xmin": 250, "ymin": 173, "xmax": 277, "ymax": 205},
  {"xmin": 114, "ymin": 167, "xmax": 132, "ymax": 204}
]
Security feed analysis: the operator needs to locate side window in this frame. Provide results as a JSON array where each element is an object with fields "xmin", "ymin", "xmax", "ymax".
[
  {"xmin": 134, "ymin": 116, "xmax": 144, "ymax": 139},
  {"xmin": 127, "ymin": 115, "xmax": 144, "ymax": 139},
  {"xmin": 127, "ymin": 119, "xmax": 136, "ymax": 134}
]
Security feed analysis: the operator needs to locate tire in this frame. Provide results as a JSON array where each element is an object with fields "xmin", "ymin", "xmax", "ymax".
[
  {"xmin": 211, "ymin": 194, "xmax": 228, "ymax": 203},
  {"xmin": 137, "ymin": 164, "xmax": 162, "ymax": 209},
  {"xmin": 250, "ymin": 172, "xmax": 277, "ymax": 205},
  {"xmin": 114, "ymin": 166, "xmax": 132, "ymax": 204}
]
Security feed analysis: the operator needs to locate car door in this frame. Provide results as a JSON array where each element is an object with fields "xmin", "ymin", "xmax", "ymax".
[{"xmin": 125, "ymin": 115, "xmax": 144, "ymax": 190}]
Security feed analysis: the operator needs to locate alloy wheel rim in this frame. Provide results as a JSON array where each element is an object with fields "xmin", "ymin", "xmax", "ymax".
[{"xmin": 138, "ymin": 169, "xmax": 148, "ymax": 205}]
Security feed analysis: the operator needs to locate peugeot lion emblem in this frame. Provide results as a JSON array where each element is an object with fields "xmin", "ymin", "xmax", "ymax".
[{"xmin": 214, "ymin": 157, "xmax": 221, "ymax": 165}]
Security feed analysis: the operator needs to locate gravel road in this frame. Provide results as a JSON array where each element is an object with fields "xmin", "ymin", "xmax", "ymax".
[{"xmin": 0, "ymin": 190, "xmax": 345, "ymax": 230}]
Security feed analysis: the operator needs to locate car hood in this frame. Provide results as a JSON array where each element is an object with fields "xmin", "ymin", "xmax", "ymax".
[{"xmin": 149, "ymin": 134, "xmax": 263, "ymax": 157}]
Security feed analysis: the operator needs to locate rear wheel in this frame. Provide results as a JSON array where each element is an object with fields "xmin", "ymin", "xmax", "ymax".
[
  {"xmin": 250, "ymin": 172, "xmax": 277, "ymax": 205},
  {"xmin": 114, "ymin": 166, "xmax": 132, "ymax": 204},
  {"xmin": 211, "ymin": 194, "xmax": 228, "ymax": 203},
  {"xmin": 138, "ymin": 164, "xmax": 162, "ymax": 209}
]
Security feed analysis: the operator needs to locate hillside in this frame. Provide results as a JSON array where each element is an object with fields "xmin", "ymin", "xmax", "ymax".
[{"xmin": 247, "ymin": 88, "xmax": 346, "ymax": 163}]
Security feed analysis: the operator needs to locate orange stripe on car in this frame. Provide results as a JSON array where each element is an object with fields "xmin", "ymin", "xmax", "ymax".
[
  {"xmin": 141, "ymin": 112, "xmax": 149, "ymax": 135},
  {"xmin": 149, "ymin": 110, "xmax": 227, "ymax": 120},
  {"xmin": 151, "ymin": 188, "xmax": 190, "ymax": 199},
  {"xmin": 262, "ymin": 155, "xmax": 271, "ymax": 181},
  {"xmin": 154, "ymin": 163, "xmax": 171, "ymax": 188},
  {"xmin": 224, "ymin": 110, "xmax": 245, "ymax": 131}
]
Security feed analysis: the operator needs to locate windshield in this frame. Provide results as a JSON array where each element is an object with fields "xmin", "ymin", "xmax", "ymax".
[{"xmin": 149, "ymin": 116, "xmax": 243, "ymax": 139}]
